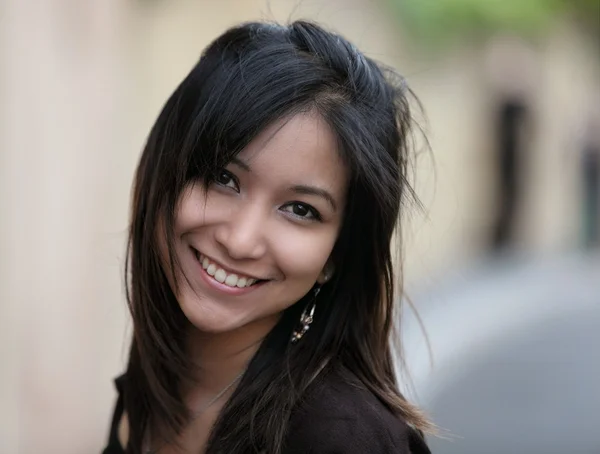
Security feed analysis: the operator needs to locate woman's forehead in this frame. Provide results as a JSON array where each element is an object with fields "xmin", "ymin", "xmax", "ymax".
[{"xmin": 234, "ymin": 113, "xmax": 349, "ymax": 196}]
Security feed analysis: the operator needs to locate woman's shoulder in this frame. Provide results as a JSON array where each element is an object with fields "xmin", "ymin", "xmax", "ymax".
[{"xmin": 284, "ymin": 365, "xmax": 431, "ymax": 454}]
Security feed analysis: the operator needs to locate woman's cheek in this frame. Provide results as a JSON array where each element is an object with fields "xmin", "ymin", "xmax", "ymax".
[{"xmin": 274, "ymin": 229, "xmax": 337, "ymax": 278}]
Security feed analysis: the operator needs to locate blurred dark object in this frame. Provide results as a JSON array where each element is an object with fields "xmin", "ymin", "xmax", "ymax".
[
  {"xmin": 491, "ymin": 99, "xmax": 529, "ymax": 251},
  {"xmin": 482, "ymin": 36, "xmax": 536, "ymax": 254},
  {"xmin": 581, "ymin": 107, "xmax": 600, "ymax": 249},
  {"xmin": 582, "ymin": 144, "xmax": 599, "ymax": 248}
]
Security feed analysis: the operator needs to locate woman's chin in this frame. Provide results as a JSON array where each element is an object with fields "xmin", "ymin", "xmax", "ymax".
[{"xmin": 178, "ymin": 297, "xmax": 246, "ymax": 334}]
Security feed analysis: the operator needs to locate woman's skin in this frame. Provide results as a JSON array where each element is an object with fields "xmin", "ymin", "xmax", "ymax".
[{"xmin": 130, "ymin": 111, "xmax": 349, "ymax": 452}]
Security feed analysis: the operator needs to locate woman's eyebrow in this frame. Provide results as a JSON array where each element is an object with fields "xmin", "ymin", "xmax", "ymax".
[
  {"xmin": 231, "ymin": 157, "xmax": 251, "ymax": 172},
  {"xmin": 290, "ymin": 185, "xmax": 338, "ymax": 212}
]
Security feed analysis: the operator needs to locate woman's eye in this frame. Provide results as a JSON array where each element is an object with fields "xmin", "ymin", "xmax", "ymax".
[
  {"xmin": 215, "ymin": 170, "xmax": 239, "ymax": 191},
  {"xmin": 282, "ymin": 202, "xmax": 321, "ymax": 221}
]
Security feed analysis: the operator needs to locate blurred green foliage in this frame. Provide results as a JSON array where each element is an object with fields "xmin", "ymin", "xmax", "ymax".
[{"xmin": 389, "ymin": 0, "xmax": 599, "ymax": 48}]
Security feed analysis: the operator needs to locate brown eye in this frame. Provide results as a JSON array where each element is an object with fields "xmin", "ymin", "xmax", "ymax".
[
  {"xmin": 292, "ymin": 203, "xmax": 309, "ymax": 216},
  {"xmin": 281, "ymin": 202, "xmax": 321, "ymax": 222},
  {"xmin": 216, "ymin": 171, "xmax": 231, "ymax": 185},
  {"xmin": 214, "ymin": 169, "xmax": 239, "ymax": 192}
]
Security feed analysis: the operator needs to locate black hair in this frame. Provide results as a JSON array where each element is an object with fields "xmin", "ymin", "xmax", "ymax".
[{"xmin": 124, "ymin": 20, "xmax": 431, "ymax": 453}]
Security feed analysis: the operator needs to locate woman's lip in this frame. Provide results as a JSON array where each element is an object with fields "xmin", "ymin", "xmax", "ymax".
[
  {"xmin": 190, "ymin": 246, "xmax": 264, "ymax": 281},
  {"xmin": 191, "ymin": 248, "xmax": 265, "ymax": 296}
]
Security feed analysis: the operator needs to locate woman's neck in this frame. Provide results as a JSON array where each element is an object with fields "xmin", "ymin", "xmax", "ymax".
[{"xmin": 183, "ymin": 314, "xmax": 279, "ymax": 393}]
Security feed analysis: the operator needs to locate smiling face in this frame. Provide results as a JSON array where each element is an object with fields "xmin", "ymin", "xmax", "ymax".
[{"xmin": 159, "ymin": 112, "xmax": 349, "ymax": 335}]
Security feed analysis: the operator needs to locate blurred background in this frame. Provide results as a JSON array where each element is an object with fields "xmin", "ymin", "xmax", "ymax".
[{"xmin": 1, "ymin": 0, "xmax": 598, "ymax": 453}]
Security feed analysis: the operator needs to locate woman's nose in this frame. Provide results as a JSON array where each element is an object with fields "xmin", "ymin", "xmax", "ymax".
[{"xmin": 213, "ymin": 203, "xmax": 267, "ymax": 260}]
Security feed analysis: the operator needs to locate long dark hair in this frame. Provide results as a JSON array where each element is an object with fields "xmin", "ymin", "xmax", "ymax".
[{"xmin": 123, "ymin": 20, "xmax": 432, "ymax": 453}]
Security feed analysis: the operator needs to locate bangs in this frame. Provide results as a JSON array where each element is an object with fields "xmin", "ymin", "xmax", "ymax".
[{"xmin": 171, "ymin": 30, "xmax": 334, "ymax": 191}]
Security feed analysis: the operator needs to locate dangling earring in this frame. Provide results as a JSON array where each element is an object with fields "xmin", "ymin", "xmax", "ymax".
[{"xmin": 290, "ymin": 286, "xmax": 320, "ymax": 343}]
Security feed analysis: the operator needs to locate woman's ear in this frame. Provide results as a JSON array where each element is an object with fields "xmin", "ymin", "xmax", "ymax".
[{"xmin": 317, "ymin": 260, "xmax": 335, "ymax": 284}]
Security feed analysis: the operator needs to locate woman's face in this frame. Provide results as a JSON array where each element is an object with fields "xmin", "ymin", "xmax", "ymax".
[{"xmin": 161, "ymin": 113, "xmax": 349, "ymax": 335}]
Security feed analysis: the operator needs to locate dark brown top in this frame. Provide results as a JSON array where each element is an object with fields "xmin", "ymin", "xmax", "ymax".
[{"xmin": 102, "ymin": 366, "xmax": 431, "ymax": 454}]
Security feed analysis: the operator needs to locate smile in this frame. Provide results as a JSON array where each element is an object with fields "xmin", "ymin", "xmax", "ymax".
[{"xmin": 191, "ymin": 248, "xmax": 264, "ymax": 290}]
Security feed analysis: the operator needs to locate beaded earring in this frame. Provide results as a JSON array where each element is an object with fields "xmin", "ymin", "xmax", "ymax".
[{"xmin": 290, "ymin": 286, "xmax": 320, "ymax": 343}]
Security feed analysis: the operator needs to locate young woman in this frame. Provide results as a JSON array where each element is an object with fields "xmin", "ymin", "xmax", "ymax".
[{"xmin": 103, "ymin": 20, "xmax": 433, "ymax": 454}]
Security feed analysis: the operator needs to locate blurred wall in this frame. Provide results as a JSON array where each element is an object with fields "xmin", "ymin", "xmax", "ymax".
[
  {"xmin": 1, "ymin": 0, "xmax": 597, "ymax": 452},
  {"xmin": 1, "ymin": 1, "xmax": 132, "ymax": 452}
]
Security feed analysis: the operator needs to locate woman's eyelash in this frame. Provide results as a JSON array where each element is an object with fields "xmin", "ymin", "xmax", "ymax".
[
  {"xmin": 281, "ymin": 202, "xmax": 322, "ymax": 222},
  {"xmin": 214, "ymin": 169, "xmax": 240, "ymax": 191}
]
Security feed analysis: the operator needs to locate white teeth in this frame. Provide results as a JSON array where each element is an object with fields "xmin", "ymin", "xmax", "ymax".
[
  {"xmin": 214, "ymin": 269, "xmax": 227, "ymax": 283},
  {"xmin": 236, "ymin": 277, "xmax": 247, "ymax": 288},
  {"xmin": 196, "ymin": 252, "xmax": 258, "ymax": 288},
  {"xmin": 225, "ymin": 274, "xmax": 238, "ymax": 286}
]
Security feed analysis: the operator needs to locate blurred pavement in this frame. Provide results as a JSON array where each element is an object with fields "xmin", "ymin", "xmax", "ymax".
[{"xmin": 402, "ymin": 252, "xmax": 600, "ymax": 453}]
